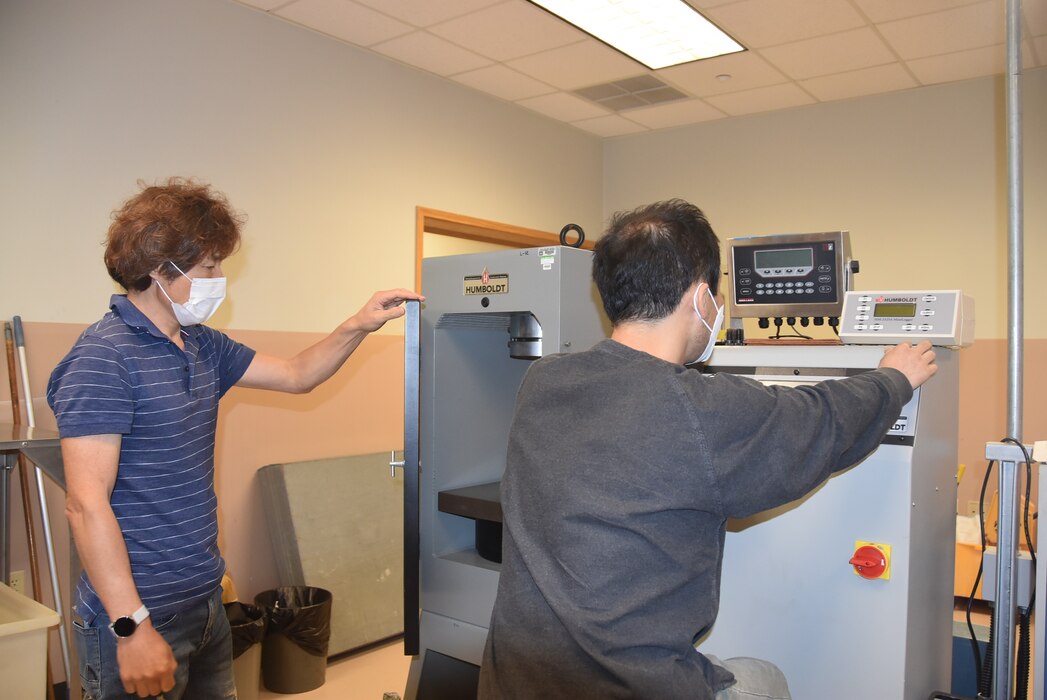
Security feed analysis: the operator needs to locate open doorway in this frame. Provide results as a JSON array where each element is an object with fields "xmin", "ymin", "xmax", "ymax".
[{"xmin": 414, "ymin": 207, "xmax": 594, "ymax": 290}]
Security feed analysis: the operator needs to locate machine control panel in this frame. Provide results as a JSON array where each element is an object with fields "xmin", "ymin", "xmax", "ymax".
[
  {"xmin": 839, "ymin": 290, "xmax": 974, "ymax": 347},
  {"xmin": 727, "ymin": 231, "xmax": 853, "ymax": 319}
]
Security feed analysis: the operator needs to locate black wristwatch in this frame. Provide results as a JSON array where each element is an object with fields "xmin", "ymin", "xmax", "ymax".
[{"xmin": 109, "ymin": 604, "xmax": 150, "ymax": 638}]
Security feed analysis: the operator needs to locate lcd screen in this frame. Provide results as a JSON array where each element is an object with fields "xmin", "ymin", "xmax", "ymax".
[
  {"xmin": 874, "ymin": 302, "xmax": 917, "ymax": 318},
  {"xmin": 753, "ymin": 247, "xmax": 813, "ymax": 270}
]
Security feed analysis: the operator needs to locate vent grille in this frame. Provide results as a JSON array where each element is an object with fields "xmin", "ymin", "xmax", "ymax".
[{"xmin": 573, "ymin": 75, "xmax": 687, "ymax": 112}]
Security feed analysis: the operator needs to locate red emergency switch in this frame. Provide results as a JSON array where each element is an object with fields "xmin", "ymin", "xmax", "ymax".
[{"xmin": 849, "ymin": 544, "xmax": 887, "ymax": 579}]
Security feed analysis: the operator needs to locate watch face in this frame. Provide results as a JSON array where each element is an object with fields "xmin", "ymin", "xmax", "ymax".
[{"xmin": 112, "ymin": 616, "xmax": 137, "ymax": 637}]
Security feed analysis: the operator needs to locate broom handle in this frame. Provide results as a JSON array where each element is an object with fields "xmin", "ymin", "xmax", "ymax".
[
  {"xmin": 6, "ymin": 323, "xmax": 56, "ymax": 700},
  {"xmin": 13, "ymin": 317, "xmax": 72, "ymax": 696},
  {"xmin": 4, "ymin": 324, "xmax": 44, "ymax": 599}
]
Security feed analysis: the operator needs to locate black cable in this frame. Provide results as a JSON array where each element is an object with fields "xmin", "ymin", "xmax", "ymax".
[
  {"xmin": 771, "ymin": 317, "xmax": 783, "ymax": 339},
  {"xmin": 1016, "ymin": 607, "xmax": 1031, "ymax": 700},
  {"xmin": 969, "ymin": 459, "xmax": 995, "ymax": 694},
  {"xmin": 765, "ymin": 317, "xmax": 811, "ymax": 340},
  {"xmin": 1003, "ymin": 437, "xmax": 1036, "ymax": 700},
  {"xmin": 785, "ymin": 317, "xmax": 812, "ymax": 340},
  {"xmin": 1001, "ymin": 437, "xmax": 1037, "ymax": 572}
]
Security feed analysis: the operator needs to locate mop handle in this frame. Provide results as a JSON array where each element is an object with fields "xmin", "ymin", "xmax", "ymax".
[
  {"xmin": 12, "ymin": 315, "xmax": 73, "ymax": 687},
  {"xmin": 12, "ymin": 317, "xmax": 34, "ymax": 428}
]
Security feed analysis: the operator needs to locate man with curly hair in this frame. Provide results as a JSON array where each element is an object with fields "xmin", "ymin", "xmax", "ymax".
[{"xmin": 47, "ymin": 178, "xmax": 422, "ymax": 699}]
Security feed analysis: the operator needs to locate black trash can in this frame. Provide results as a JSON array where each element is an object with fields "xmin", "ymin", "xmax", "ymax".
[
  {"xmin": 225, "ymin": 602, "xmax": 266, "ymax": 700},
  {"xmin": 254, "ymin": 587, "xmax": 333, "ymax": 694}
]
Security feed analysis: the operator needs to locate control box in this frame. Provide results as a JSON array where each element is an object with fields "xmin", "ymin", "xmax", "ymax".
[
  {"xmin": 839, "ymin": 290, "xmax": 975, "ymax": 347},
  {"xmin": 727, "ymin": 231, "xmax": 853, "ymax": 320}
]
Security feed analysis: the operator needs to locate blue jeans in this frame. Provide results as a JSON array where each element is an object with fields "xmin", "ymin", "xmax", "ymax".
[
  {"xmin": 73, "ymin": 588, "xmax": 236, "ymax": 700},
  {"xmin": 708, "ymin": 655, "xmax": 792, "ymax": 699}
]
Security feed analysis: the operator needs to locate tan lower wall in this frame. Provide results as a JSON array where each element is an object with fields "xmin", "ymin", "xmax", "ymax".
[
  {"xmin": 215, "ymin": 328, "xmax": 405, "ymax": 600},
  {"xmin": 957, "ymin": 339, "xmax": 1047, "ymax": 514}
]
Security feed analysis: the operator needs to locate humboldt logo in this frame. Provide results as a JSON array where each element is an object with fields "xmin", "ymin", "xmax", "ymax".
[{"xmin": 464, "ymin": 268, "xmax": 509, "ymax": 295}]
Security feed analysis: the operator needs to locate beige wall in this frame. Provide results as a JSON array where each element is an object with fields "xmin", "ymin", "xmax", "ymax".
[
  {"xmin": 0, "ymin": 0, "xmax": 603, "ymax": 332},
  {"xmin": 603, "ymin": 67, "xmax": 1047, "ymax": 340},
  {"xmin": 603, "ymin": 67, "xmax": 1047, "ymax": 511}
]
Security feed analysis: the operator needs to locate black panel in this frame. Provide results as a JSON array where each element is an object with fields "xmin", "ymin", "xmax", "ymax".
[
  {"xmin": 733, "ymin": 240, "xmax": 842, "ymax": 306},
  {"xmin": 416, "ymin": 650, "xmax": 481, "ymax": 700}
]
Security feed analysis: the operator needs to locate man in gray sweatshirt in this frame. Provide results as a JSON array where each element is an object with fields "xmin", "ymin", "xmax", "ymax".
[{"xmin": 478, "ymin": 199, "xmax": 938, "ymax": 699}]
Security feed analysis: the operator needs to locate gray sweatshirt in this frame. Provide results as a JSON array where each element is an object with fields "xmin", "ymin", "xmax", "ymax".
[{"xmin": 479, "ymin": 339, "xmax": 912, "ymax": 699}]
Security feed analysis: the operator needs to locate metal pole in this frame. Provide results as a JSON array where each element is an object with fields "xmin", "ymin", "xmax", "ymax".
[
  {"xmin": 991, "ymin": 1, "xmax": 1024, "ymax": 698},
  {"xmin": 1005, "ymin": 0, "xmax": 1023, "ymax": 440},
  {"xmin": 1, "ymin": 454, "xmax": 11, "ymax": 581}
]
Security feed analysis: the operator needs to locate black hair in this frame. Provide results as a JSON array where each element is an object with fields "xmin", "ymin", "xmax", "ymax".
[{"xmin": 592, "ymin": 199, "xmax": 720, "ymax": 325}]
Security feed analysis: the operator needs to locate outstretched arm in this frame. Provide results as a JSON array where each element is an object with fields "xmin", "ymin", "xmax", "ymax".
[{"xmin": 237, "ymin": 288, "xmax": 423, "ymax": 393}]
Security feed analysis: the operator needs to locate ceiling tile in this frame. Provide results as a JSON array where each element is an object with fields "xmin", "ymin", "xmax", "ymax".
[
  {"xmin": 800, "ymin": 63, "xmax": 917, "ymax": 101},
  {"xmin": 688, "ymin": 0, "xmax": 743, "ymax": 8},
  {"xmin": 372, "ymin": 31, "xmax": 492, "ymax": 75},
  {"xmin": 429, "ymin": 1, "xmax": 584, "ymax": 62},
  {"xmin": 275, "ymin": 0, "xmax": 413, "ymax": 46},
  {"xmin": 878, "ymin": 1, "xmax": 1004, "ymax": 60},
  {"xmin": 571, "ymin": 115, "xmax": 650, "ymax": 138},
  {"xmin": 704, "ymin": 0, "xmax": 866, "ymax": 49},
  {"xmin": 906, "ymin": 42, "xmax": 1038, "ymax": 85},
  {"xmin": 760, "ymin": 28, "xmax": 896, "ymax": 79},
  {"xmin": 452, "ymin": 64, "xmax": 556, "ymax": 100},
  {"xmin": 659, "ymin": 50, "xmax": 788, "ymax": 96},
  {"xmin": 516, "ymin": 92, "xmax": 610, "ymax": 121},
  {"xmin": 704, "ymin": 82, "xmax": 816, "ymax": 115},
  {"xmin": 353, "ymin": 0, "xmax": 502, "ymax": 27},
  {"xmin": 620, "ymin": 99, "xmax": 726, "ymax": 129},
  {"xmin": 235, "ymin": 0, "xmax": 292, "ymax": 11},
  {"xmin": 507, "ymin": 41, "xmax": 645, "ymax": 90},
  {"xmin": 851, "ymin": 0, "xmax": 983, "ymax": 23}
]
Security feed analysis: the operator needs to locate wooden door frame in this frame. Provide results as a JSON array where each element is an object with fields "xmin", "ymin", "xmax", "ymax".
[{"xmin": 415, "ymin": 207, "xmax": 594, "ymax": 290}]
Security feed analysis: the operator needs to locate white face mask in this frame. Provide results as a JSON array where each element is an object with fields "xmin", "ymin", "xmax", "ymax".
[
  {"xmin": 155, "ymin": 261, "xmax": 226, "ymax": 326},
  {"xmin": 690, "ymin": 283, "xmax": 724, "ymax": 364}
]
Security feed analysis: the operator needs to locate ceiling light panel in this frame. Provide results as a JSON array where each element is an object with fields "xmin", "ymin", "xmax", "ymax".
[{"xmin": 529, "ymin": 0, "xmax": 744, "ymax": 70}]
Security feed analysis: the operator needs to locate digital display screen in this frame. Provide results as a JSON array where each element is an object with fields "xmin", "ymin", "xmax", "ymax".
[
  {"xmin": 874, "ymin": 302, "xmax": 917, "ymax": 318},
  {"xmin": 753, "ymin": 247, "xmax": 814, "ymax": 270}
]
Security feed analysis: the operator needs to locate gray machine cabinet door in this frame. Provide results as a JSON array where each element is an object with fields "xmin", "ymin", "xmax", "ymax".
[{"xmin": 403, "ymin": 300, "xmax": 421, "ymax": 655}]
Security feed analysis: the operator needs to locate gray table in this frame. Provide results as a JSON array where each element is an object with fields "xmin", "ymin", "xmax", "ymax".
[{"xmin": 0, "ymin": 422, "xmax": 62, "ymax": 580}]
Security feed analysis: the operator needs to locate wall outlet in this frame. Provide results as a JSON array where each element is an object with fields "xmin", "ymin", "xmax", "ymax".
[
  {"xmin": 9, "ymin": 569, "xmax": 25, "ymax": 595},
  {"xmin": 967, "ymin": 501, "xmax": 980, "ymax": 517}
]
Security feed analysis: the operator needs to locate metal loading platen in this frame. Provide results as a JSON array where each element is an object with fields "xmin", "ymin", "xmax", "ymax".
[{"xmin": 508, "ymin": 312, "xmax": 543, "ymax": 359}]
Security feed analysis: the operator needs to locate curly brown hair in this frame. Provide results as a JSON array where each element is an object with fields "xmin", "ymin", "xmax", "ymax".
[{"xmin": 104, "ymin": 177, "xmax": 244, "ymax": 291}]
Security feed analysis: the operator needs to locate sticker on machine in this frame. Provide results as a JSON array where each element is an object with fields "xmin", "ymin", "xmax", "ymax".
[
  {"xmin": 538, "ymin": 247, "xmax": 557, "ymax": 270},
  {"xmin": 464, "ymin": 268, "xmax": 509, "ymax": 295}
]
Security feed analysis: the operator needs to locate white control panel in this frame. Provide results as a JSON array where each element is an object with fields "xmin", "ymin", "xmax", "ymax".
[{"xmin": 839, "ymin": 290, "xmax": 974, "ymax": 347}]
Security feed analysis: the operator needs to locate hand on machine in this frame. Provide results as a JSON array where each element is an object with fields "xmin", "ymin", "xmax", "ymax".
[{"xmin": 879, "ymin": 340, "xmax": 937, "ymax": 389}]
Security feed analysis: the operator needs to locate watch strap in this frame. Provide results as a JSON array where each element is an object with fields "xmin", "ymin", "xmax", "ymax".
[
  {"xmin": 109, "ymin": 604, "xmax": 150, "ymax": 637},
  {"xmin": 129, "ymin": 604, "xmax": 150, "ymax": 625}
]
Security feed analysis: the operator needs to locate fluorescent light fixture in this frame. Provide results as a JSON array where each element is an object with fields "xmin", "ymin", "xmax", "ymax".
[{"xmin": 529, "ymin": 0, "xmax": 744, "ymax": 70}]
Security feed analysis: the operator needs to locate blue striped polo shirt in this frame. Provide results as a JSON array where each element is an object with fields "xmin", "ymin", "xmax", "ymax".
[{"xmin": 47, "ymin": 294, "xmax": 255, "ymax": 621}]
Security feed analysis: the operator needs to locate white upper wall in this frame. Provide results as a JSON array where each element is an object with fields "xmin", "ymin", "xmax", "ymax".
[
  {"xmin": 603, "ymin": 67, "xmax": 1047, "ymax": 339},
  {"xmin": 0, "ymin": 0, "xmax": 603, "ymax": 333}
]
